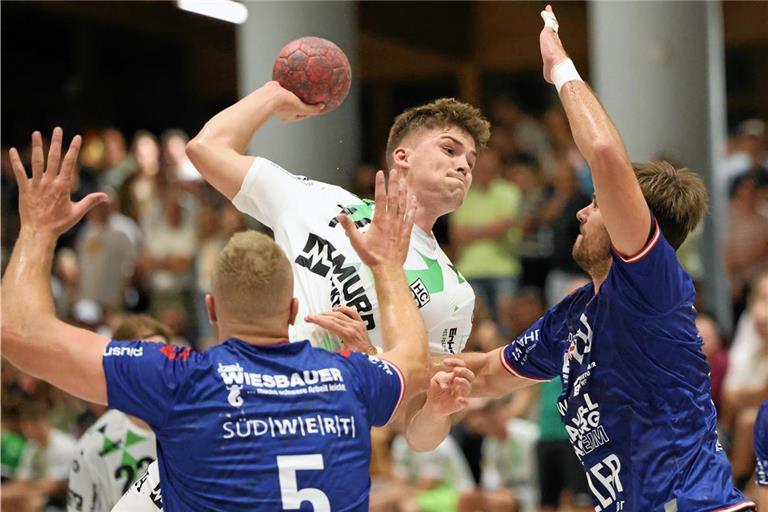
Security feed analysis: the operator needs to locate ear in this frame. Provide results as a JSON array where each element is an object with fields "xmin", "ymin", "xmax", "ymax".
[
  {"xmin": 288, "ymin": 297, "xmax": 299, "ymax": 326},
  {"xmin": 205, "ymin": 294, "xmax": 218, "ymax": 325},
  {"xmin": 392, "ymin": 147, "xmax": 411, "ymax": 170}
]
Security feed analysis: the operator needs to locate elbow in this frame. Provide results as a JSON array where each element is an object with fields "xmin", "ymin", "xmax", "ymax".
[
  {"xmin": 185, "ymin": 138, "xmax": 205, "ymax": 167},
  {"xmin": 589, "ymin": 139, "xmax": 625, "ymax": 169}
]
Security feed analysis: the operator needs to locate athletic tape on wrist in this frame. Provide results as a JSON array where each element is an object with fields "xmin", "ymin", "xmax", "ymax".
[{"xmin": 552, "ymin": 59, "xmax": 582, "ymax": 94}]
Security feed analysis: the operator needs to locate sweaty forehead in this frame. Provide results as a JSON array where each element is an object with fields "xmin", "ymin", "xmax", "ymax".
[{"xmin": 404, "ymin": 125, "xmax": 476, "ymax": 151}]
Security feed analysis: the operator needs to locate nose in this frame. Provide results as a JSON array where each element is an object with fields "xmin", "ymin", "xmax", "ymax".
[{"xmin": 576, "ymin": 205, "xmax": 589, "ymax": 224}]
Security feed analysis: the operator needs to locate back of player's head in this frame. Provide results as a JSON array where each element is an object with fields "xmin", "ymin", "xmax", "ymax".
[
  {"xmin": 212, "ymin": 230, "xmax": 294, "ymax": 323},
  {"xmin": 632, "ymin": 161, "xmax": 709, "ymax": 250},
  {"xmin": 113, "ymin": 315, "xmax": 173, "ymax": 344},
  {"xmin": 385, "ymin": 98, "xmax": 491, "ymax": 169}
]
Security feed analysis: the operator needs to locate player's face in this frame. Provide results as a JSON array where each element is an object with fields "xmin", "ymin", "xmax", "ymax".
[
  {"xmin": 573, "ymin": 196, "xmax": 612, "ymax": 273},
  {"xmin": 402, "ymin": 127, "xmax": 477, "ymax": 216}
]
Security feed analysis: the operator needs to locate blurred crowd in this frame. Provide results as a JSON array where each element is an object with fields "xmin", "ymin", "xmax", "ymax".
[{"xmin": 1, "ymin": 96, "xmax": 767, "ymax": 511}]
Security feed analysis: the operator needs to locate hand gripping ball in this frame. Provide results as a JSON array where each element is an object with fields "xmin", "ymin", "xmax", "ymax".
[{"xmin": 272, "ymin": 36, "xmax": 352, "ymax": 112}]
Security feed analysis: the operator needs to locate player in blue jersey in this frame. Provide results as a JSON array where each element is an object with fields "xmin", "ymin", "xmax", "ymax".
[
  {"xmin": 2, "ymin": 127, "xmax": 434, "ymax": 511},
  {"xmin": 426, "ymin": 6, "xmax": 757, "ymax": 511},
  {"xmin": 756, "ymin": 400, "xmax": 768, "ymax": 508}
]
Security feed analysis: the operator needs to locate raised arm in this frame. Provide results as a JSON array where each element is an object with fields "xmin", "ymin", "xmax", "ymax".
[
  {"xmin": 2, "ymin": 128, "xmax": 111, "ymax": 404},
  {"xmin": 186, "ymin": 81, "xmax": 325, "ymax": 200},
  {"xmin": 540, "ymin": 5, "xmax": 650, "ymax": 256},
  {"xmin": 336, "ymin": 170, "xmax": 429, "ymax": 401}
]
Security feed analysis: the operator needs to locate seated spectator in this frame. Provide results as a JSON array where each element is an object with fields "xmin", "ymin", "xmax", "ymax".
[
  {"xmin": 390, "ymin": 432, "xmax": 475, "ymax": 512},
  {"xmin": 723, "ymin": 269, "xmax": 768, "ymax": 489}
]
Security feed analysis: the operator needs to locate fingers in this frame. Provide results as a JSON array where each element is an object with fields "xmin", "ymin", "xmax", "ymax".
[
  {"xmin": 400, "ymin": 193, "xmax": 417, "ymax": 238},
  {"xmin": 8, "ymin": 147, "xmax": 28, "ymax": 187},
  {"xmin": 442, "ymin": 357, "xmax": 467, "ymax": 369},
  {"xmin": 541, "ymin": 4, "xmax": 559, "ymax": 33},
  {"xmin": 450, "ymin": 366, "xmax": 475, "ymax": 383},
  {"xmin": 385, "ymin": 169, "xmax": 400, "ymax": 222},
  {"xmin": 335, "ymin": 305, "xmax": 364, "ymax": 321},
  {"xmin": 373, "ymin": 170, "xmax": 386, "ymax": 218},
  {"xmin": 337, "ymin": 213, "xmax": 364, "ymax": 251},
  {"xmin": 72, "ymin": 192, "xmax": 109, "ymax": 223},
  {"xmin": 59, "ymin": 135, "xmax": 82, "ymax": 183},
  {"xmin": 30, "ymin": 131, "xmax": 44, "ymax": 181},
  {"xmin": 46, "ymin": 127, "xmax": 63, "ymax": 179}
]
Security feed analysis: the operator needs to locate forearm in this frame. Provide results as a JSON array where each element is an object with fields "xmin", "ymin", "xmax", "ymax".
[
  {"xmin": 191, "ymin": 82, "xmax": 282, "ymax": 154},
  {"xmin": 559, "ymin": 81, "xmax": 628, "ymax": 165},
  {"xmin": 405, "ymin": 397, "xmax": 452, "ymax": 452},
  {"xmin": 2, "ymin": 228, "xmax": 57, "ymax": 335}
]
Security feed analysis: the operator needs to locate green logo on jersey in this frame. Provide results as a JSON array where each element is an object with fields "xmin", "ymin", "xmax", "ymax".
[{"xmin": 406, "ymin": 251, "xmax": 444, "ymax": 294}]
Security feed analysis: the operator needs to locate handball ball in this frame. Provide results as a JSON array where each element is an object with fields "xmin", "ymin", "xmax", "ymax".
[{"xmin": 272, "ymin": 36, "xmax": 352, "ymax": 112}]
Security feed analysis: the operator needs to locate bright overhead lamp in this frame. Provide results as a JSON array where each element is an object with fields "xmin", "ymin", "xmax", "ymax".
[{"xmin": 177, "ymin": 0, "xmax": 249, "ymax": 25}]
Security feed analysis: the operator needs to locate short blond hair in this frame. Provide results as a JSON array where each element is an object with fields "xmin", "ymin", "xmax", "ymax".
[
  {"xmin": 386, "ymin": 98, "xmax": 491, "ymax": 169},
  {"xmin": 212, "ymin": 231, "xmax": 293, "ymax": 322},
  {"xmin": 633, "ymin": 161, "xmax": 709, "ymax": 249}
]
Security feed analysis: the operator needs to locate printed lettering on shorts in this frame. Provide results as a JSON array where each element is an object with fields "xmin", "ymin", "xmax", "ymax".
[
  {"xmin": 295, "ymin": 232, "xmax": 375, "ymax": 330},
  {"xmin": 216, "ymin": 362, "xmax": 348, "ymax": 403}
]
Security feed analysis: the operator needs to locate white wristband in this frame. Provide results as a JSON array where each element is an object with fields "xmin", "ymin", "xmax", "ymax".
[{"xmin": 552, "ymin": 58, "xmax": 583, "ymax": 94}]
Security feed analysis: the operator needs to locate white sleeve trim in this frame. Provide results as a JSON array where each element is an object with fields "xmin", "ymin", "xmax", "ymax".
[{"xmin": 382, "ymin": 360, "xmax": 406, "ymax": 426}]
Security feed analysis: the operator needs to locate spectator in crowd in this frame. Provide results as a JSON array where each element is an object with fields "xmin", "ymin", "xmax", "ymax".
[
  {"xmin": 120, "ymin": 130, "xmax": 162, "ymax": 222},
  {"xmin": 723, "ymin": 269, "xmax": 768, "ymax": 489},
  {"xmin": 541, "ymin": 105, "xmax": 592, "ymax": 196},
  {"xmin": 696, "ymin": 312, "xmax": 730, "ymax": 413},
  {"xmin": 725, "ymin": 119, "xmax": 767, "ymax": 186},
  {"xmin": 724, "ymin": 174, "xmax": 768, "ymax": 320},
  {"xmin": 351, "ymin": 162, "xmax": 378, "ymax": 200},
  {"xmin": 451, "ymin": 147, "xmax": 522, "ymax": 320},
  {"xmin": 538, "ymin": 158, "xmax": 590, "ymax": 306},
  {"xmin": 506, "ymin": 155, "xmax": 552, "ymax": 291},
  {"xmin": 161, "ymin": 129, "xmax": 201, "ymax": 184},
  {"xmin": 98, "ymin": 128, "xmax": 137, "ymax": 191},
  {"xmin": 390, "ymin": 430, "xmax": 475, "ymax": 512},
  {"xmin": 490, "ymin": 95, "xmax": 554, "ymax": 173},
  {"xmin": 75, "ymin": 197, "xmax": 136, "ymax": 311}
]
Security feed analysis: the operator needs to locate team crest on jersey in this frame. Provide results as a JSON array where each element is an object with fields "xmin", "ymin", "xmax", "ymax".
[{"xmin": 410, "ymin": 278, "xmax": 431, "ymax": 308}]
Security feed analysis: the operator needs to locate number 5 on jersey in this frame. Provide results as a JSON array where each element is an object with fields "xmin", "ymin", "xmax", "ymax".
[{"xmin": 277, "ymin": 454, "xmax": 330, "ymax": 511}]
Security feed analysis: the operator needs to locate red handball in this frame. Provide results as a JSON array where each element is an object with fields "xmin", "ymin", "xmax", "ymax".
[{"xmin": 272, "ymin": 36, "xmax": 352, "ymax": 112}]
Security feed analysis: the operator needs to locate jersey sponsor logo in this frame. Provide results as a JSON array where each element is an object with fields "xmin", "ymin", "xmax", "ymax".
[
  {"xmin": 227, "ymin": 385, "xmax": 244, "ymax": 407},
  {"xmin": 295, "ymin": 233, "xmax": 375, "ymax": 330},
  {"xmin": 328, "ymin": 200, "xmax": 373, "ymax": 229},
  {"xmin": 559, "ymin": 391, "xmax": 611, "ymax": 459},
  {"xmin": 441, "ymin": 327, "xmax": 459, "ymax": 354},
  {"xmin": 366, "ymin": 355, "xmax": 394, "ymax": 376},
  {"xmin": 568, "ymin": 313, "xmax": 593, "ymax": 365},
  {"xmin": 66, "ymin": 489, "xmax": 84, "ymax": 511},
  {"xmin": 104, "ymin": 346, "xmax": 144, "ymax": 357},
  {"xmin": 586, "ymin": 453, "xmax": 624, "ymax": 512},
  {"xmin": 159, "ymin": 345, "xmax": 191, "ymax": 361},
  {"xmin": 410, "ymin": 278, "xmax": 431, "ymax": 308},
  {"xmin": 217, "ymin": 363, "xmax": 347, "ymax": 396},
  {"xmin": 222, "ymin": 414, "xmax": 357, "ymax": 440}
]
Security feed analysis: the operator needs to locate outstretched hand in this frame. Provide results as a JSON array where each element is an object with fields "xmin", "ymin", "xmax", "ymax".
[
  {"xmin": 337, "ymin": 169, "xmax": 416, "ymax": 270},
  {"xmin": 305, "ymin": 306, "xmax": 377, "ymax": 355},
  {"xmin": 9, "ymin": 128, "xmax": 109, "ymax": 237},
  {"xmin": 539, "ymin": 4, "xmax": 569, "ymax": 84}
]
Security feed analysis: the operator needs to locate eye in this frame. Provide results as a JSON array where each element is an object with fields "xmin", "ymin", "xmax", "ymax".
[{"xmin": 443, "ymin": 146, "xmax": 454, "ymax": 155}]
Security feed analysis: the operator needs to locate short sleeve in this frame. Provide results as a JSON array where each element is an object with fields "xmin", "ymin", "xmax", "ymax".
[
  {"xmin": 501, "ymin": 315, "xmax": 562, "ymax": 382},
  {"xmin": 755, "ymin": 401, "xmax": 768, "ymax": 486},
  {"xmin": 609, "ymin": 217, "xmax": 693, "ymax": 315},
  {"xmin": 231, "ymin": 157, "xmax": 318, "ymax": 228},
  {"xmin": 342, "ymin": 352, "xmax": 404, "ymax": 427},
  {"xmin": 102, "ymin": 342, "xmax": 203, "ymax": 429}
]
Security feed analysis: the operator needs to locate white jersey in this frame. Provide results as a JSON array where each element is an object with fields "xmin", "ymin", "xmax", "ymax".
[
  {"xmin": 67, "ymin": 409, "xmax": 156, "ymax": 512},
  {"xmin": 233, "ymin": 157, "xmax": 475, "ymax": 354}
]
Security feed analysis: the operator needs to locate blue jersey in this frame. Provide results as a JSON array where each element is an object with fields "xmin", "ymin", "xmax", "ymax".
[
  {"xmin": 103, "ymin": 338, "xmax": 404, "ymax": 511},
  {"xmin": 501, "ymin": 221, "xmax": 754, "ymax": 512},
  {"xmin": 756, "ymin": 400, "xmax": 768, "ymax": 487}
]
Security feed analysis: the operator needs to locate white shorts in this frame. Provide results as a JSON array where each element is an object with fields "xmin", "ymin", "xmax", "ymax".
[{"xmin": 111, "ymin": 460, "xmax": 163, "ymax": 511}]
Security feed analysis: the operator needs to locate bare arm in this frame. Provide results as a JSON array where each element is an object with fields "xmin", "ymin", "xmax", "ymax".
[
  {"xmin": 338, "ymin": 170, "xmax": 429, "ymax": 402},
  {"xmin": 186, "ymin": 81, "xmax": 324, "ymax": 200},
  {"xmin": 453, "ymin": 348, "xmax": 536, "ymax": 398},
  {"xmin": 2, "ymin": 128, "xmax": 110, "ymax": 404},
  {"xmin": 540, "ymin": 6, "xmax": 650, "ymax": 256}
]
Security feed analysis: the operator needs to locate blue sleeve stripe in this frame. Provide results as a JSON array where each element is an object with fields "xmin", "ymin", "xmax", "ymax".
[
  {"xmin": 382, "ymin": 361, "xmax": 406, "ymax": 426},
  {"xmin": 612, "ymin": 218, "xmax": 661, "ymax": 263},
  {"xmin": 712, "ymin": 500, "xmax": 757, "ymax": 512},
  {"xmin": 499, "ymin": 348, "xmax": 551, "ymax": 383}
]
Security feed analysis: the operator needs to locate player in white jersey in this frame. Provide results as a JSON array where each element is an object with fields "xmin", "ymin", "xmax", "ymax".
[
  {"xmin": 186, "ymin": 82, "xmax": 490, "ymax": 356},
  {"xmin": 67, "ymin": 315, "xmax": 173, "ymax": 512}
]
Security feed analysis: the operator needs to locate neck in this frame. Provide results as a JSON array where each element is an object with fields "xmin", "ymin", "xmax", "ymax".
[
  {"xmin": 216, "ymin": 320, "xmax": 290, "ymax": 346},
  {"xmin": 590, "ymin": 259, "xmax": 612, "ymax": 294}
]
